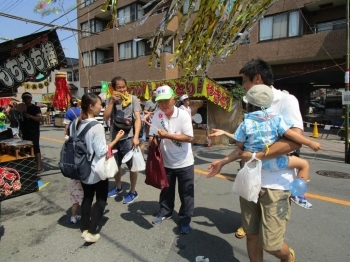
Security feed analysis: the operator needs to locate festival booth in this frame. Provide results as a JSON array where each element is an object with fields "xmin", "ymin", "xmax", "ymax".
[
  {"xmin": 125, "ymin": 76, "xmax": 243, "ymax": 145},
  {"xmin": 0, "ymin": 29, "xmax": 67, "ymax": 201}
]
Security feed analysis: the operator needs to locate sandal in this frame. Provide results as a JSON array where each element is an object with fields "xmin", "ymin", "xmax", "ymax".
[
  {"xmin": 235, "ymin": 226, "xmax": 246, "ymax": 239},
  {"xmin": 37, "ymin": 168, "xmax": 44, "ymax": 174}
]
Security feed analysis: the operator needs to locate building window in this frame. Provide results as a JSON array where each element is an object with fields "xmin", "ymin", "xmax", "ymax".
[
  {"xmin": 80, "ymin": 0, "xmax": 97, "ymax": 8},
  {"xmin": 183, "ymin": 0, "xmax": 201, "ymax": 14},
  {"xmin": 81, "ymin": 19, "xmax": 106, "ymax": 38},
  {"xmin": 73, "ymin": 69, "xmax": 79, "ymax": 81},
  {"xmin": 118, "ymin": 3, "xmax": 145, "ymax": 26},
  {"xmin": 119, "ymin": 40, "xmax": 148, "ymax": 60},
  {"xmin": 259, "ymin": 10, "xmax": 300, "ymax": 41},
  {"xmin": 67, "ymin": 71, "xmax": 73, "ymax": 82},
  {"xmin": 316, "ymin": 19, "xmax": 346, "ymax": 33},
  {"xmin": 82, "ymin": 49, "xmax": 109, "ymax": 66}
]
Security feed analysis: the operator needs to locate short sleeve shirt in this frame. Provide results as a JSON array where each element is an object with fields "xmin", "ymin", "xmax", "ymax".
[
  {"xmin": 149, "ymin": 107, "xmax": 194, "ymax": 168},
  {"xmin": 234, "ymin": 108, "xmax": 293, "ymax": 153},
  {"xmin": 63, "ymin": 107, "xmax": 81, "ymax": 125},
  {"xmin": 20, "ymin": 104, "xmax": 41, "ymax": 133},
  {"xmin": 144, "ymin": 99, "xmax": 158, "ymax": 112},
  {"xmin": 111, "ymin": 95, "xmax": 141, "ymax": 140}
]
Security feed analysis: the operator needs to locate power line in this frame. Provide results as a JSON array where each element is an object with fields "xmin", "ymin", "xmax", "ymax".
[{"xmin": 0, "ymin": 12, "xmax": 97, "ymax": 34}]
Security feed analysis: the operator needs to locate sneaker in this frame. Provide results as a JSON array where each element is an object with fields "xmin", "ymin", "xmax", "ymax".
[
  {"xmin": 70, "ymin": 215, "xmax": 81, "ymax": 224},
  {"xmin": 84, "ymin": 233, "xmax": 100, "ymax": 243},
  {"xmin": 152, "ymin": 214, "xmax": 172, "ymax": 224},
  {"xmin": 180, "ymin": 223, "xmax": 191, "ymax": 234},
  {"xmin": 108, "ymin": 187, "xmax": 123, "ymax": 198},
  {"xmin": 291, "ymin": 195, "xmax": 313, "ymax": 209},
  {"xmin": 81, "ymin": 230, "xmax": 88, "ymax": 239},
  {"xmin": 123, "ymin": 191, "xmax": 139, "ymax": 204}
]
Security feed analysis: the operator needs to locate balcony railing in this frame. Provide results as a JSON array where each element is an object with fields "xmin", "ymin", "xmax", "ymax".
[{"xmin": 99, "ymin": 57, "xmax": 114, "ymax": 64}]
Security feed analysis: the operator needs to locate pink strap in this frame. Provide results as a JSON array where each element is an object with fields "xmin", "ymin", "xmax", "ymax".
[{"xmin": 107, "ymin": 145, "xmax": 117, "ymax": 158}]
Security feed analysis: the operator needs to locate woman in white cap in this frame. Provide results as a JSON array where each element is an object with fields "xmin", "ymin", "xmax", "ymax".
[{"xmin": 178, "ymin": 94, "xmax": 191, "ymax": 116}]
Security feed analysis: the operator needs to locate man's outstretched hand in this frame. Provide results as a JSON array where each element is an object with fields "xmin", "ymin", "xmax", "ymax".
[{"xmin": 207, "ymin": 160, "xmax": 223, "ymax": 178}]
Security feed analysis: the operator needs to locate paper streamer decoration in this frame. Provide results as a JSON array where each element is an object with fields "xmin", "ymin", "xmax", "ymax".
[
  {"xmin": 130, "ymin": 0, "xmax": 277, "ymax": 76},
  {"xmin": 101, "ymin": 81, "xmax": 109, "ymax": 93},
  {"xmin": 33, "ymin": 0, "xmax": 61, "ymax": 16},
  {"xmin": 101, "ymin": 0, "xmax": 118, "ymax": 29}
]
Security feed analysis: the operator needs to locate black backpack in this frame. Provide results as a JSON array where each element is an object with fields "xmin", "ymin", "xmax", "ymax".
[{"xmin": 59, "ymin": 120, "xmax": 99, "ymax": 180}]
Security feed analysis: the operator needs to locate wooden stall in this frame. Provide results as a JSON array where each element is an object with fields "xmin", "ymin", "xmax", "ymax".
[
  {"xmin": 126, "ymin": 76, "xmax": 242, "ymax": 145},
  {"xmin": 0, "ymin": 133, "xmax": 38, "ymax": 201}
]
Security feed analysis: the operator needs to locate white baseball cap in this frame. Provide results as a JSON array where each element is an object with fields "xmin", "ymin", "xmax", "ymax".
[
  {"xmin": 155, "ymin": 85, "xmax": 174, "ymax": 101},
  {"xmin": 180, "ymin": 94, "xmax": 189, "ymax": 101}
]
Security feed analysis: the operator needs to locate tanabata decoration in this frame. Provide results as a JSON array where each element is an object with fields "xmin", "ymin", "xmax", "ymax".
[
  {"xmin": 129, "ymin": 0, "xmax": 277, "ymax": 76},
  {"xmin": 51, "ymin": 73, "xmax": 72, "ymax": 110},
  {"xmin": 101, "ymin": 0, "xmax": 119, "ymax": 29},
  {"xmin": 0, "ymin": 98, "xmax": 11, "ymax": 107},
  {"xmin": 33, "ymin": 0, "xmax": 61, "ymax": 16}
]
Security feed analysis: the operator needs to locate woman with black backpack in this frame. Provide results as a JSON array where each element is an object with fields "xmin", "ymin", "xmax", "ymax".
[{"xmin": 72, "ymin": 93, "xmax": 124, "ymax": 243}]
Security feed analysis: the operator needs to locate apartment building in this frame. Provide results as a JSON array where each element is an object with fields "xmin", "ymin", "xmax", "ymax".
[{"xmin": 77, "ymin": 0, "xmax": 347, "ymax": 114}]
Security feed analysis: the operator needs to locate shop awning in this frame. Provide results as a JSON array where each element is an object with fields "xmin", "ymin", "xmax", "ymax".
[
  {"xmin": 69, "ymin": 84, "xmax": 79, "ymax": 91},
  {"xmin": 0, "ymin": 29, "xmax": 67, "ymax": 97}
]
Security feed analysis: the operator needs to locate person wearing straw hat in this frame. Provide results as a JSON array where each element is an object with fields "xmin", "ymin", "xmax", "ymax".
[
  {"xmin": 148, "ymin": 85, "xmax": 194, "ymax": 234},
  {"xmin": 19, "ymin": 92, "xmax": 44, "ymax": 173}
]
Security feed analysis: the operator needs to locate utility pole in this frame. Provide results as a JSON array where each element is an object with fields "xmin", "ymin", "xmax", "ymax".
[{"xmin": 345, "ymin": 0, "xmax": 350, "ymax": 163}]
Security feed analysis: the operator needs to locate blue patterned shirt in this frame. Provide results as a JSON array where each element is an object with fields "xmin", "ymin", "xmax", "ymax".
[{"xmin": 234, "ymin": 108, "xmax": 293, "ymax": 153}]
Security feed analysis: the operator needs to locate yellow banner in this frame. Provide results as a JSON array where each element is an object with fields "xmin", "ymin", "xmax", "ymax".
[
  {"xmin": 42, "ymin": 93, "xmax": 54, "ymax": 103},
  {"xmin": 124, "ymin": 77, "xmax": 233, "ymax": 111}
]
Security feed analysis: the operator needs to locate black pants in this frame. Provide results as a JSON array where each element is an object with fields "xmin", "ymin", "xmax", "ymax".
[
  {"xmin": 159, "ymin": 165, "xmax": 194, "ymax": 225},
  {"xmin": 81, "ymin": 179, "xmax": 108, "ymax": 234}
]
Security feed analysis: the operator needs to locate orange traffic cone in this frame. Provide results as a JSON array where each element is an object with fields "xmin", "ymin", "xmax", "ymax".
[{"xmin": 312, "ymin": 122, "xmax": 319, "ymax": 138}]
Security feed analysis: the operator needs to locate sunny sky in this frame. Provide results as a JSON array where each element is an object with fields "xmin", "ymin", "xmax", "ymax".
[{"xmin": 0, "ymin": 0, "xmax": 79, "ymax": 59}]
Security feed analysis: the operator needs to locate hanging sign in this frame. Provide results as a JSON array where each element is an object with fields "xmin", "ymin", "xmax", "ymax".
[
  {"xmin": 0, "ymin": 29, "xmax": 66, "ymax": 97},
  {"xmin": 123, "ymin": 76, "xmax": 234, "ymax": 111},
  {"xmin": 342, "ymin": 91, "xmax": 350, "ymax": 105}
]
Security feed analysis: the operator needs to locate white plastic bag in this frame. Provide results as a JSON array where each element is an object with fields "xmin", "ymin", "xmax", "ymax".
[
  {"xmin": 131, "ymin": 146, "xmax": 146, "ymax": 172},
  {"xmin": 232, "ymin": 153, "xmax": 262, "ymax": 203},
  {"xmin": 95, "ymin": 147, "xmax": 118, "ymax": 180}
]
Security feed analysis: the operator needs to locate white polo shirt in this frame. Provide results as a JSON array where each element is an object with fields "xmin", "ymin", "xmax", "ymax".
[
  {"xmin": 179, "ymin": 105, "xmax": 192, "ymax": 116},
  {"xmin": 149, "ymin": 107, "xmax": 194, "ymax": 168},
  {"xmin": 261, "ymin": 87, "xmax": 304, "ymax": 190}
]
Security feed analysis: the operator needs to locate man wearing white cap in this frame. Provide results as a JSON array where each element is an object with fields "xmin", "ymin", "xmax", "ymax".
[{"xmin": 149, "ymin": 85, "xmax": 194, "ymax": 234}]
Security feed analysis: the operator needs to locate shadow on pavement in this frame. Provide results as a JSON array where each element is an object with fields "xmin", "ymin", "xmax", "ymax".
[
  {"xmin": 193, "ymin": 207, "xmax": 241, "ymax": 235},
  {"xmin": 120, "ymin": 200, "xmax": 160, "ymax": 230},
  {"xmin": 171, "ymin": 227, "xmax": 239, "ymax": 262}
]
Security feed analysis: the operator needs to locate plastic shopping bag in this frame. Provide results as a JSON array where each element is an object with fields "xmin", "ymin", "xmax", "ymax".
[
  {"xmin": 95, "ymin": 146, "xmax": 118, "ymax": 180},
  {"xmin": 131, "ymin": 146, "xmax": 146, "ymax": 172},
  {"xmin": 232, "ymin": 153, "xmax": 262, "ymax": 203},
  {"xmin": 145, "ymin": 136, "xmax": 169, "ymax": 189}
]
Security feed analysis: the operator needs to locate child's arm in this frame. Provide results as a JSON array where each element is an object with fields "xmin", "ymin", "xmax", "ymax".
[{"xmin": 284, "ymin": 129, "xmax": 321, "ymax": 151}]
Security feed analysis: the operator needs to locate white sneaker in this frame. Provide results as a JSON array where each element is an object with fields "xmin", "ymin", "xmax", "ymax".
[
  {"xmin": 70, "ymin": 215, "xmax": 81, "ymax": 224},
  {"xmin": 81, "ymin": 230, "xmax": 88, "ymax": 239},
  {"xmin": 84, "ymin": 233, "xmax": 100, "ymax": 243}
]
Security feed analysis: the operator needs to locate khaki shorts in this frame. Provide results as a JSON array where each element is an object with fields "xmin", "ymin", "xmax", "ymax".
[{"xmin": 240, "ymin": 188, "xmax": 291, "ymax": 251}]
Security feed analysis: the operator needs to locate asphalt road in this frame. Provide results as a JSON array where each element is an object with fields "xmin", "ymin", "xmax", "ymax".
[{"xmin": 0, "ymin": 126, "xmax": 349, "ymax": 262}]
